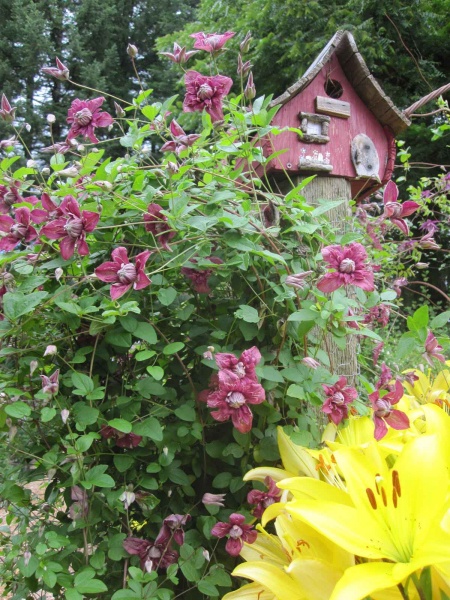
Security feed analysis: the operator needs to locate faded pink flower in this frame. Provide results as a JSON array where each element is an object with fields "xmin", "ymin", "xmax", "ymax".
[
  {"xmin": 40, "ymin": 141, "xmax": 72, "ymax": 154},
  {"xmin": 66, "ymin": 97, "xmax": 114, "ymax": 144},
  {"xmin": 41, "ymin": 369, "xmax": 59, "ymax": 395},
  {"xmin": 181, "ymin": 256, "xmax": 223, "ymax": 294},
  {"xmin": 214, "ymin": 346, "xmax": 261, "ymax": 382},
  {"xmin": 206, "ymin": 369, "xmax": 265, "ymax": 433},
  {"xmin": 0, "ymin": 207, "xmax": 38, "ymax": 251},
  {"xmin": 143, "ymin": 203, "xmax": 175, "ymax": 250},
  {"xmin": 190, "ymin": 32, "xmax": 236, "ymax": 53},
  {"xmin": 285, "ymin": 271, "xmax": 313, "ymax": 289},
  {"xmin": 160, "ymin": 43, "xmax": 198, "ymax": 63},
  {"xmin": 363, "ymin": 304, "xmax": 390, "ymax": 328},
  {"xmin": 0, "ymin": 94, "xmax": 16, "ymax": 122},
  {"xmin": 100, "ymin": 425, "xmax": 142, "ymax": 449},
  {"xmin": 423, "ymin": 331, "xmax": 445, "ymax": 365},
  {"xmin": 302, "ymin": 356, "xmax": 320, "ymax": 369},
  {"xmin": 40, "ymin": 195, "xmax": 99, "ymax": 260},
  {"xmin": 382, "ymin": 181, "xmax": 420, "ymax": 236},
  {"xmin": 123, "ymin": 532, "xmax": 178, "ymax": 573},
  {"xmin": 69, "ymin": 485, "xmax": 89, "ymax": 520},
  {"xmin": 0, "ymin": 136, "xmax": 18, "ymax": 150},
  {"xmin": 392, "ymin": 277, "xmax": 408, "ymax": 297},
  {"xmin": 211, "ymin": 513, "xmax": 257, "ymax": 557},
  {"xmin": 95, "ymin": 246, "xmax": 151, "ymax": 300},
  {"xmin": 159, "ymin": 514, "xmax": 191, "ymax": 545},
  {"xmin": 160, "ymin": 119, "xmax": 201, "ymax": 154},
  {"xmin": 41, "ymin": 57, "xmax": 70, "ymax": 81},
  {"xmin": 372, "ymin": 342, "xmax": 384, "ymax": 366},
  {"xmin": 322, "ymin": 376, "xmax": 357, "ymax": 425},
  {"xmin": 247, "ymin": 477, "xmax": 281, "ymax": 518},
  {"xmin": 369, "ymin": 379, "xmax": 409, "ymax": 440},
  {"xmin": 183, "ymin": 71, "xmax": 233, "ymax": 123},
  {"xmin": 317, "ymin": 242, "xmax": 375, "ymax": 293},
  {"xmin": 0, "ymin": 182, "xmax": 23, "ymax": 214},
  {"xmin": 419, "ymin": 231, "xmax": 440, "ymax": 250},
  {"xmin": 202, "ymin": 492, "xmax": 226, "ymax": 507}
]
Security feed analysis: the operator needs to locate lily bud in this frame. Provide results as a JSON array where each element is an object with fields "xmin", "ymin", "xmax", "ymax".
[
  {"xmin": 240, "ymin": 31, "xmax": 252, "ymax": 54},
  {"xmin": 127, "ymin": 44, "xmax": 138, "ymax": 58}
]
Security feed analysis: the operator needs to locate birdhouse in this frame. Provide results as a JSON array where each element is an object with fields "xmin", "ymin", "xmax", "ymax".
[{"xmin": 260, "ymin": 30, "xmax": 410, "ymax": 199}]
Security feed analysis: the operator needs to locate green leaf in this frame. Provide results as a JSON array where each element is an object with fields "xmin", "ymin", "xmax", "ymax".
[
  {"xmin": 198, "ymin": 579, "xmax": 219, "ymax": 596},
  {"xmin": 431, "ymin": 310, "xmax": 450, "ymax": 329},
  {"xmin": 134, "ymin": 322, "xmax": 157, "ymax": 344},
  {"xmin": 257, "ymin": 365, "xmax": 284, "ymax": 383},
  {"xmin": 311, "ymin": 199, "xmax": 345, "ymax": 216},
  {"xmin": 286, "ymin": 384, "xmax": 305, "ymax": 400},
  {"xmin": 105, "ymin": 329, "xmax": 132, "ymax": 348},
  {"xmin": 3, "ymin": 291, "xmax": 48, "ymax": 321},
  {"xmin": 157, "ymin": 287, "xmax": 178, "ymax": 306},
  {"xmin": 162, "ymin": 342, "xmax": 184, "ymax": 355},
  {"xmin": 41, "ymin": 407, "xmax": 57, "ymax": 422},
  {"xmin": 65, "ymin": 588, "xmax": 84, "ymax": 600},
  {"xmin": 235, "ymin": 305, "xmax": 259, "ymax": 323},
  {"xmin": 108, "ymin": 418, "xmax": 132, "ymax": 433},
  {"xmin": 395, "ymin": 333, "xmax": 418, "ymax": 361},
  {"xmin": 5, "ymin": 401, "xmax": 31, "ymax": 418},
  {"xmin": 84, "ymin": 465, "xmax": 115, "ymax": 488},
  {"xmin": 74, "ymin": 569, "xmax": 108, "ymax": 594},
  {"xmin": 73, "ymin": 403, "xmax": 100, "ymax": 428},
  {"xmin": 134, "ymin": 417, "xmax": 163, "ymax": 441},
  {"xmin": 146, "ymin": 366, "xmax": 164, "ymax": 380},
  {"xmin": 407, "ymin": 305, "xmax": 429, "ymax": 331},
  {"xmin": 174, "ymin": 404, "xmax": 196, "ymax": 421},
  {"xmin": 111, "ymin": 591, "xmax": 141, "ymax": 600},
  {"xmin": 114, "ymin": 454, "xmax": 135, "ymax": 473},
  {"xmin": 212, "ymin": 472, "xmax": 232, "ymax": 488},
  {"xmin": 72, "ymin": 372, "xmax": 95, "ymax": 395},
  {"xmin": 288, "ymin": 309, "xmax": 318, "ymax": 322}
]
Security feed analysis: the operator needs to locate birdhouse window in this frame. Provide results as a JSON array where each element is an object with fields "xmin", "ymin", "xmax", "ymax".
[{"xmin": 298, "ymin": 112, "xmax": 330, "ymax": 144}]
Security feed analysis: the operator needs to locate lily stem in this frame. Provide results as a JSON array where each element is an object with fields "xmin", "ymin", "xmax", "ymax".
[
  {"xmin": 411, "ymin": 573, "xmax": 427, "ymax": 600},
  {"xmin": 397, "ymin": 582, "xmax": 410, "ymax": 600}
]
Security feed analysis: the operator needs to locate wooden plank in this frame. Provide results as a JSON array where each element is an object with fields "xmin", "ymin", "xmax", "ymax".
[{"xmin": 315, "ymin": 96, "xmax": 351, "ymax": 118}]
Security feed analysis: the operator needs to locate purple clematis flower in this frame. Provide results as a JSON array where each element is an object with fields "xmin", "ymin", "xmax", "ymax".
[
  {"xmin": 206, "ymin": 369, "xmax": 265, "ymax": 433},
  {"xmin": 369, "ymin": 379, "xmax": 410, "ymax": 440},
  {"xmin": 160, "ymin": 119, "xmax": 201, "ymax": 154},
  {"xmin": 322, "ymin": 376, "xmax": 357, "ymax": 425},
  {"xmin": 422, "ymin": 330, "xmax": 445, "ymax": 365},
  {"xmin": 160, "ymin": 43, "xmax": 198, "ymax": 63},
  {"xmin": 0, "ymin": 207, "xmax": 38, "ymax": 251},
  {"xmin": 190, "ymin": 31, "xmax": 236, "ymax": 52},
  {"xmin": 181, "ymin": 256, "xmax": 223, "ymax": 294},
  {"xmin": 211, "ymin": 513, "xmax": 257, "ymax": 557},
  {"xmin": 316, "ymin": 242, "xmax": 375, "ymax": 293},
  {"xmin": 214, "ymin": 346, "xmax": 261, "ymax": 382},
  {"xmin": 66, "ymin": 97, "xmax": 114, "ymax": 144},
  {"xmin": 41, "ymin": 57, "xmax": 70, "ymax": 81},
  {"xmin": 100, "ymin": 425, "xmax": 143, "ymax": 448},
  {"xmin": 40, "ymin": 195, "xmax": 99, "ymax": 260},
  {"xmin": 159, "ymin": 514, "xmax": 191, "ymax": 545},
  {"xmin": 30, "ymin": 193, "xmax": 64, "ymax": 224},
  {"xmin": 247, "ymin": 477, "xmax": 281, "ymax": 519},
  {"xmin": 183, "ymin": 71, "xmax": 233, "ymax": 123},
  {"xmin": 143, "ymin": 203, "xmax": 175, "ymax": 250},
  {"xmin": 41, "ymin": 369, "xmax": 59, "ymax": 395},
  {"xmin": 123, "ymin": 526, "xmax": 178, "ymax": 573},
  {"xmin": 382, "ymin": 181, "xmax": 420, "ymax": 235},
  {"xmin": 0, "ymin": 182, "xmax": 23, "ymax": 214},
  {"xmin": 95, "ymin": 246, "xmax": 151, "ymax": 300}
]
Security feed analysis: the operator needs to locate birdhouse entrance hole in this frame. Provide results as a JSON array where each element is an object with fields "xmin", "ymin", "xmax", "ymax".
[{"xmin": 324, "ymin": 78, "xmax": 343, "ymax": 99}]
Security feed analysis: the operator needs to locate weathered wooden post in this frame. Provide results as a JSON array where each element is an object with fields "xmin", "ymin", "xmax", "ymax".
[{"xmin": 257, "ymin": 30, "xmax": 411, "ymax": 382}]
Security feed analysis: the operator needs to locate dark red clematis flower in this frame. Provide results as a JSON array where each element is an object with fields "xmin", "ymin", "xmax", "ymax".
[
  {"xmin": 181, "ymin": 256, "xmax": 223, "ymax": 294},
  {"xmin": 190, "ymin": 32, "xmax": 236, "ymax": 52},
  {"xmin": 206, "ymin": 369, "xmax": 265, "ymax": 433},
  {"xmin": 66, "ymin": 97, "xmax": 114, "ymax": 144},
  {"xmin": 30, "ymin": 193, "xmax": 64, "ymax": 224},
  {"xmin": 382, "ymin": 181, "xmax": 420, "ymax": 236},
  {"xmin": 95, "ymin": 246, "xmax": 151, "ymax": 300},
  {"xmin": 321, "ymin": 376, "xmax": 357, "ymax": 425},
  {"xmin": 100, "ymin": 425, "xmax": 142, "ymax": 449},
  {"xmin": 143, "ymin": 203, "xmax": 176, "ymax": 250},
  {"xmin": 214, "ymin": 346, "xmax": 261, "ymax": 382},
  {"xmin": 160, "ymin": 120, "xmax": 201, "ymax": 155},
  {"xmin": 183, "ymin": 71, "xmax": 233, "ymax": 123},
  {"xmin": 247, "ymin": 477, "xmax": 281, "ymax": 519},
  {"xmin": 211, "ymin": 513, "xmax": 257, "ymax": 557},
  {"xmin": 369, "ymin": 379, "xmax": 409, "ymax": 440},
  {"xmin": 159, "ymin": 514, "xmax": 191, "ymax": 545},
  {"xmin": 123, "ymin": 526, "xmax": 178, "ymax": 573},
  {"xmin": 40, "ymin": 195, "xmax": 99, "ymax": 260},
  {"xmin": 0, "ymin": 207, "xmax": 38, "ymax": 251},
  {"xmin": 0, "ymin": 182, "xmax": 23, "ymax": 214},
  {"xmin": 363, "ymin": 303, "xmax": 390, "ymax": 328},
  {"xmin": 316, "ymin": 242, "xmax": 375, "ymax": 293}
]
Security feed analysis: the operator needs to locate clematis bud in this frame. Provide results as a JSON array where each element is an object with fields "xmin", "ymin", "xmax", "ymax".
[
  {"xmin": 120, "ymin": 490, "xmax": 136, "ymax": 509},
  {"xmin": 202, "ymin": 492, "xmax": 226, "ymax": 507},
  {"xmin": 0, "ymin": 136, "xmax": 18, "ymax": 149},
  {"xmin": 44, "ymin": 345, "xmax": 57, "ymax": 356},
  {"xmin": 42, "ymin": 167, "xmax": 51, "ymax": 176},
  {"xmin": 302, "ymin": 356, "xmax": 320, "ymax": 369},
  {"xmin": 61, "ymin": 409, "xmax": 70, "ymax": 424},
  {"xmin": 237, "ymin": 54, "xmax": 252, "ymax": 77},
  {"xmin": 58, "ymin": 166, "xmax": 79, "ymax": 178},
  {"xmin": 30, "ymin": 360, "xmax": 38, "ymax": 375},
  {"xmin": 240, "ymin": 31, "xmax": 252, "ymax": 54},
  {"xmin": 167, "ymin": 161, "xmax": 179, "ymax": 175},
  {"xmin": 0, "ymin": 94, "xmax": 16, "ymax": 122},
  {"xmin": 114, "ymin": 101, "xmax": 126, "ymax": 118},
  {"xmin": 202, "ymin": 549, "xmax": 210, "ymax": 561},
  {"xmin": 55, "ymin": 267, "xmax": 63, "ymax": 281},
  {"xmin": 26, "ymin": 160, "xmax": 37, "ymax": 169},
  {"xmin": 127, "ymin": 44, "xmax": 138, "ymax": 58},
  {"xmin": 76, "ymin": 145, "xmax": 85, "ymax": 153},
  {"xmin": 8, "ymin": 425, "xmax": 18, "ymax": 441},
  {"xmin": 95, "ymin": 180, "xmax": 113, "ymax": 191},
  {"xmin": 244, "ymin": 72, "xmax": 256, "ymax": 100},
  {"xmin": 41, "ymin": 57, "xmax": 70, "ymax": 81},
  {"xmin": 47, "ymin": 114, "xmax": 56, "ymax": 124},
  {"xmin": 23, "ymin": 551, "xmax": 32, "ymax": 566},
  {"xmin": 416, "ymin": 262, "xmax": 429, "ymax": 269}
]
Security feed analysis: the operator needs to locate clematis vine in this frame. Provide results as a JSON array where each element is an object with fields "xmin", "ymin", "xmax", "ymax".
[
  {"xmin": 316, "ymin": 242, "xmax": 375, "ymax": 293},
  {"xmin": 322, "ymin": 376, "xmax": 357, "ymax": 425},
  {"xmin": 183, "ymin": 71, "xmax": 233, "ymax": 123},
  {"xmin": 95, "ymin": 246, "xmax": 151, "ymax": 300},
  {"xmin": 100, "ymin": 425, "xmax": 142, "ymax": 448},
  {"xmin": 211, "ymin": 513, "xmax": 257, "ymax": 556},
  {"xmin": 66, "ymin": 97, "xmax": 114, "ymax": 144},
  {"xmin": 205, "ymin": 369, "xmax": 265, "ymax": 433},
  {"xmin": 0, "ymin": 207, "xmax": 38, "ymax": 251},
  {"xmin": 382, "ymin": 180, "xmax": 420, "ymax": 235},
  {"xmin": 40, "ymin": 195, "xmax": 100, "ymax": 260},
  {"xmin": 160, "ymin": 119, "xmax": 201, "ymax": 154},
  {"xmin": 159, "ymin": 42, "xmax": 197, "ymax": 63},
  {"xmin": 369, "ymin": 379, "xmax": 410, "ymax": 440},
  {"xmin": 190, "ymin": 31, "xmax": 235, "ymax": 52}
]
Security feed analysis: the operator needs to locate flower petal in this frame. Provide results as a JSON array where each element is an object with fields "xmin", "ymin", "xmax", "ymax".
[
  {"xmin": 95, "ymin": 261, "xmax": 120, "ymax": 282},
  {"xmin": 383, "ymin": 181, "xmax": 398, "ymax": 204},
  {"xmin": 59, "ymin": 235, "xmax": 77, "ymax": 260}
]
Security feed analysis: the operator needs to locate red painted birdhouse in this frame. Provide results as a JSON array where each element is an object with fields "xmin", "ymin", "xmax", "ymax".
[{"xmin": 260, "ymin": 30, "xmax": 410, "ymax": 199}]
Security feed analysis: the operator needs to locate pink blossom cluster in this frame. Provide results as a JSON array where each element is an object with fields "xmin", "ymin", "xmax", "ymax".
[{"xmin": 199, "ymin": 347, "xmax": 265, "ymax": 433}]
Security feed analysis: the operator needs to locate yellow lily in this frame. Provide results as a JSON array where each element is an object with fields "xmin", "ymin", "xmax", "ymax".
[
  {"xmin": 281, "ymin": 431, "xmax": 450, "ymax": 600},
  {"xmin": 403, "ymin": 367, "xmax": 450, "ymax": 406}
]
